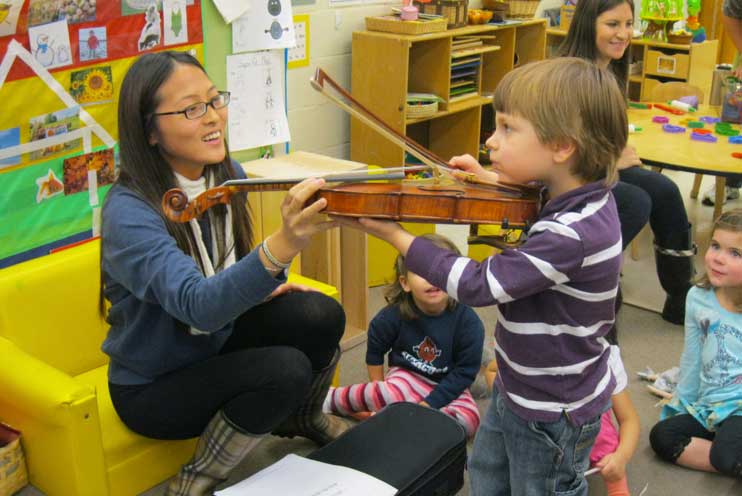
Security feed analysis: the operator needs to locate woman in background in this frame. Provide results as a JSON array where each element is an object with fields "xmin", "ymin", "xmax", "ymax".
[{"xmin": 560, "ymin": 0, "xmax": 695, "ymax": 325}]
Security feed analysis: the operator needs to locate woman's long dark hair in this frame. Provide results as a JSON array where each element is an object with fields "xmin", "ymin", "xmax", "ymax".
[
  {"xmin": 113, "ymin": 51, "xmax": 252, "ymax": 270},
  {"xmin": 559, "ymin": 0, "xmax": 634, "ymax": 95}
]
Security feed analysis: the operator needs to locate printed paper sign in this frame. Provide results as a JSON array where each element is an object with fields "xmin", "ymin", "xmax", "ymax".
[{"xmin": 227, "ymin": 51, "xmax": 290, "ymax": 151}]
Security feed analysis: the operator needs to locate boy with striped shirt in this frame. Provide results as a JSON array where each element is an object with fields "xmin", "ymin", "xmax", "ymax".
[{"xmin": 336, "ymin": 57, "xmax": 627, "ymax": 495}]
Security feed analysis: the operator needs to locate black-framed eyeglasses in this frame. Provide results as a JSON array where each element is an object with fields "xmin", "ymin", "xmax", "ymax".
[{"xmin": 151, "ymin": 91, "xmax": 231, "ymax": 120}]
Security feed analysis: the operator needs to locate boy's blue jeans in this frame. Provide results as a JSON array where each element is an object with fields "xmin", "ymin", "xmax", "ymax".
[{"xmin": 469, "ymin": 388, "xmax": 602, "ymax": 496}]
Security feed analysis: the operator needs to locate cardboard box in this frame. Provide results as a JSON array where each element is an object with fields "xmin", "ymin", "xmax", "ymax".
[
  {"xmin": 0, "ymin": 424, "xmax": 28, "ymax": 495},
  {"xmin": 560, "ymin": 5, "xmax": 575, "ymax": 30}
]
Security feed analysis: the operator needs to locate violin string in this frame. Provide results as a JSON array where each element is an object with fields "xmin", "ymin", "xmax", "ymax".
[
  {"xmin": 219, "ymin": 166, "xmax": 432, "ymax": 188},
  {"xmin": 220, "ymin": 171, "xmax": 406, "ymax": 188}
]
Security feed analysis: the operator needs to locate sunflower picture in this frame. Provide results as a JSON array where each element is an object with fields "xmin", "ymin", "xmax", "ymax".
[{"xmin": 70, "ymin": 66, "xmax": 113, "ymax": 105}]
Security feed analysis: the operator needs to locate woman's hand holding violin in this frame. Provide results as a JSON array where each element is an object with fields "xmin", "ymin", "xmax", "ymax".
[{"xmin": 262, "ymin": 178, "xmax": 337, "ymax": 268}]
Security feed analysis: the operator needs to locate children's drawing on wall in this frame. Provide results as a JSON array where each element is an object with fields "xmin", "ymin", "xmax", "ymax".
[
  {"xmin": 28, "ymin": 107, "xmax": 81, "ymax": 161},
  {"xmin": 232, "ymin": 0, "xmax": 296, "ymax": 52},
  {"xmin": 163, "ymin": 0, "xmax": 188, "ymax": 45},
  {"xmin": 62, "ymin": 148, "xmax": 115, "ymax": 195},
  {"xmin": 0, "ymin": 0, "xmax": 24, "ymax": 37},
  {"xmin": 121, "ymin": 0, "xmax": 193, "ymax": 16},
  {"xmin": 34, "ymin": 169, "xmax": 64, "ymax": 203},
  {"xmin": 123, "ymin": 0, "xmax": 161, "ymax": 16},
  {"xmin": 78, "ymin": 27, "xmax": 107, "ymax": 61},
  {"xmin": 266, "ymin": 120, "xmax": 278, "ymax": 138},
  {"xmin": 28, "ymin": 0, "xmax": 96, "ymax": 26},
  {"xmin": 138, "ymin": 1, "xmax": 161, "ymax": 51},
  {"xmin": 226, "ymin": 50, "xmax": 290, "ymax": 151},
  {"xmin": 266, "ymin": 20, "xmax": 289, "ymax": 40},
  {"xmin": 70, "ymin": 66, "xmax": 113, "ymax": 105},
  {"xmin": 28, "ymin": 19, "xmax": 73, "ymax": 69},
  {"xmin": 0, "ymin": 127, "xmax": 21, "ymax": 169}
]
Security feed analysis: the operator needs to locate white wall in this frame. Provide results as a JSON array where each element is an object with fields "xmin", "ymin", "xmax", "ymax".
[{"xmin": 286, "ymin": 1, "xmax": 394, "ymax": 159}]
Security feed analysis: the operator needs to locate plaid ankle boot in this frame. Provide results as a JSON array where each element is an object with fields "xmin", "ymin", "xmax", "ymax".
[{"xmin": 166, "ymin": 410, "xmax": 262, "ymax": 496}]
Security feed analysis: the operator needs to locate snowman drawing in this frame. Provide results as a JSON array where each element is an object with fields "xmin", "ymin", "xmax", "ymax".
[{"xmin": 35, "ymin": 34, "xmax": 54, "ymax": 67}]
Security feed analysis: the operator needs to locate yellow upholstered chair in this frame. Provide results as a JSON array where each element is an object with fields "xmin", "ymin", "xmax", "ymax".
[{"xmin": 0, "ymin": 239, "xmax": 338, "ymax": 496}]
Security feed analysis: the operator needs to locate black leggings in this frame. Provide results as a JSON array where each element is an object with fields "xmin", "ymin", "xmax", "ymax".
[
  {"xmin": 614, "ymin": 167, "xmax": 690, "ymax": 249},
  {"xmin": 649, "ymin": 414, "xmax": 742, "ymax": 478},
  {"xmin": 109, "ymin": 291, "xmax": 345, "ymax": 439}
]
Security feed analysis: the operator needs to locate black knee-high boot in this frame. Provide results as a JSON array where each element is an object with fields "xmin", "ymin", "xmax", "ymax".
[
  {"xmin": 655, "ymin": 226, "xmax": 696, "ymax": 325},
  {"xmin": 272, "ymin": 347, "xmax": 351, "ymax": 446}
]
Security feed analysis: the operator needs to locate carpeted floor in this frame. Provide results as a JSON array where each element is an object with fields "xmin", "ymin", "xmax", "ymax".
[{"xmin": 135, "ymin": 302, "xmax": 741, "ymax": 496}]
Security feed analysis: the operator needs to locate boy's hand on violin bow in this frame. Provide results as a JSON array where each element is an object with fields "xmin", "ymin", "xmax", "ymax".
[{"xmin": 449, "ymin": 154, "xmax": 500, "ymax": 184}]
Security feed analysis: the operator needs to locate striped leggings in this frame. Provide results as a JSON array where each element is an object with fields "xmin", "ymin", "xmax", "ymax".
[{"xmin": 324, "ymin": 366, "xmax": 480, "ymax": 437}]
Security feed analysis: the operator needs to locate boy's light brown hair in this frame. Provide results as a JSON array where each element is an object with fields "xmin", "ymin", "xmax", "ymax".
[
  {"xmin": 697, "ymin": 208, "xmax": 742, "ymax": 312},
  {"xmin": 385, "ymin": 233, "xmax": 460, "ymax": 320},
  {"xmin": 492, "ymin": 56, "xmax": 626, "ymax": 185}
]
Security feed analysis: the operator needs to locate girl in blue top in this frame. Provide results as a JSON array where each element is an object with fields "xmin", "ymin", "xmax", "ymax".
[
  {"xmin": 650, "ymin": 209, "xmax": 742, "ymax": 479},
  {"xmin": 324, "ymin": 233, "xmax": 484, "ymax": 437},
  {"xmin": 102, "ymin": 51, "xmax": 348, "ymax": 495}
]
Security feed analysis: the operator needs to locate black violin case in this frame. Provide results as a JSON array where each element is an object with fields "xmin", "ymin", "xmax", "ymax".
[{"xmin": 309, "ymin": 402, "xmax": 468, "ymax": 496}]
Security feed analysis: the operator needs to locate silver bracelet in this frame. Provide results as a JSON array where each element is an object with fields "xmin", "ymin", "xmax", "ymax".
[
  {"xmin": 261, "ymin": 263, "xmax": 284, "ymax": 276},
  {"xmin": 261, "ymin": 238, "xmax": 292, "ymax": 269}
]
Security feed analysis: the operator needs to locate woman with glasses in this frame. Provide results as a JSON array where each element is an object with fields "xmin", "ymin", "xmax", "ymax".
[{"xmin": 101, "ymin": 51, "xmax": 348, "ymax": 495}]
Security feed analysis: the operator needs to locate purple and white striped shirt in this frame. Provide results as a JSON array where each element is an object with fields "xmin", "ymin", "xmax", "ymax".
[{"xmin": 405, "ymin": 181, "xmax": 622, "ymax": 426}]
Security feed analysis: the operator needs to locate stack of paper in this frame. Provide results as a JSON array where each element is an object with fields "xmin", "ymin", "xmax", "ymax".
[{"xmin": 215, "ymin": 454, "xmax": 397, "ymax": 496}]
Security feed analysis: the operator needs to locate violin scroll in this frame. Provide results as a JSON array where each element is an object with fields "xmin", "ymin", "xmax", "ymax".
[
  {"xmin": 162, "ymin": 186, "xmax": 235, "ymax": 223},
  {"xmin": 162, "ymin": 188, "xmax": 193, "ymax": 223}
]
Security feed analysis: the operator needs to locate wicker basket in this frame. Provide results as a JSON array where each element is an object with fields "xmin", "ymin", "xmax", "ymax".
[
  {"xmin": 414, "ymin": 0, "xmax": 468, "ymax": 28},
  {"xmin": 482, "ymin": 0, "xmax": 509, "ymax": 21},
  {"xmin": 0, "ymin": 424, "xmax": 28, "ymax": 496},
  {"xmin": 406, "ymin": 100, "xmax": 439, "ymax": 119},
  {"xmin": 508, "ymin": 0, "xmax": 539, "ymax": 19},
  {"xmin": 366, "ymin": 15, "xmax": 448, "ymax": 34},
  {"xmin": 667, "ymin": 32, "xmax": 692, "ymax": 45}
]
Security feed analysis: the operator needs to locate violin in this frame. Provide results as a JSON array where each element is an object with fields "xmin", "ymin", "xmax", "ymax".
[{"xmin": 161, "ymin": 69, "xmax": 541, "ymax": 230}]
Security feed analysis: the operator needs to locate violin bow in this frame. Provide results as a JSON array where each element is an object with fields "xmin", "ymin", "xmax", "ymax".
[{"xmin": 310, "ymin": 68, "xmax": 529, "ymax": 194}]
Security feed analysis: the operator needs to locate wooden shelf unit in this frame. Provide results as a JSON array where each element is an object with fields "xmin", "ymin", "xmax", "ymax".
[
  {"xmin": 546, "ymin": 28, "xmax": 718, "ymax": 103},
  {"xmin": 351, "ymin": 20, "xmax": 547, "ymax": 169}
]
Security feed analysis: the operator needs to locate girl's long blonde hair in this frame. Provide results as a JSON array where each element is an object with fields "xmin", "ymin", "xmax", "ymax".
[
  {"xmin": 384, "ymin": 233, "xmax": 460, "ymax": 320},
  {"xmin": 697, "ymin": 209, "xmax": 742, "ymax": 312}
]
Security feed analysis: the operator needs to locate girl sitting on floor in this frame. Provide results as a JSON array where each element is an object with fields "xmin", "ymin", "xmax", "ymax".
[
  {"xmin": 323, "ymin": 233, "xmax": 484, "ymax": 437},
  {"xmin": 650, "ymin": 209, "xmax": 742, "ymax": 479}
]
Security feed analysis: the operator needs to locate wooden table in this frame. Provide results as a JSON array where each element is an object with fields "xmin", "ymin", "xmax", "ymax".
[
  {"xmin": 628, "ymin": 104, "xmax": 742, "ymax": 219},
  {"xmin": 242, "ymin": 151, "xmax": 369, "ymax": 347}
]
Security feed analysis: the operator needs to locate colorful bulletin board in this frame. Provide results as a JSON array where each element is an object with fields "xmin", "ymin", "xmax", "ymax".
[{"xmin": 0, "ymin": 1, "xmax": 204, "ymax": 267}]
